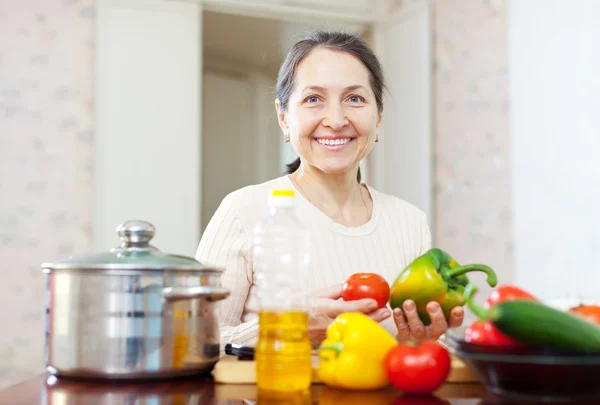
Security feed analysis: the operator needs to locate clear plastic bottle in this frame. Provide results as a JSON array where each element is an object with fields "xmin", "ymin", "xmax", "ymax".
[{"xmin": 253, "ymin": 189, "xmax": 312, "ymax": 393}]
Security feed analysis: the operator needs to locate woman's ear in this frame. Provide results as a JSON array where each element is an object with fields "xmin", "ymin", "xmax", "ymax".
[{"xmin": 275, "ymin": 99, "xmax": 289, "ymax": 135}]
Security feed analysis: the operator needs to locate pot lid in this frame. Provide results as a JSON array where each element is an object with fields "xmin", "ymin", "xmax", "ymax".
[{"xmin": 42, "ymin": 220, "xmax": 220, "ymax": 272}]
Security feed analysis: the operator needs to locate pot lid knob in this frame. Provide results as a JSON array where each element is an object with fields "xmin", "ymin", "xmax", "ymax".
[{"xmin": 117, "ymin": 220, "xmax": 156, "ymax": 248}]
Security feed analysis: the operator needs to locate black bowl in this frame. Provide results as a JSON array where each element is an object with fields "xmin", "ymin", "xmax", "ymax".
[{"xmin": 442, "ymin": 327, "xmax": 600, "ymax": 403}]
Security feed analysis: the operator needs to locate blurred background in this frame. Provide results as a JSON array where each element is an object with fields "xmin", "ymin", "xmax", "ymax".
[{"xmin": 1, "ymin": 0, "xmax": 599, "ymax": 388}]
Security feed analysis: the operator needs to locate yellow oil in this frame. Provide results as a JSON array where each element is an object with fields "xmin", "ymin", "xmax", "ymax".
[{"xmin": 255, "ymin": 311, "xmax": 312, "ymax": 392}]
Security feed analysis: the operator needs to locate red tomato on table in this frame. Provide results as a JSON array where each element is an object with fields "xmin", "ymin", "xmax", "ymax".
[
  {"xmin": 466, "ymin": 284, "xmax": 538, "ymax": 347},
  {"xmin": 484, "ymin": 285, "xmax": 538, "ymax": 309},
  {"xmin": 464, "ymin": 320, "xmax": 524, "ymax": 348},
  {"xmin": 384, "ymin": 341, "xmax": 451, "ymax": 394},
  {"xmin": 341, "ymin": 273, "xmax": 390, "ymax": 309}
]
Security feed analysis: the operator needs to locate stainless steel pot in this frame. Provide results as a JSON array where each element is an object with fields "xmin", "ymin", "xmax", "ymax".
[{"xmin": 42, "ymin": 220, "xmax": 230, "ymax": 380}]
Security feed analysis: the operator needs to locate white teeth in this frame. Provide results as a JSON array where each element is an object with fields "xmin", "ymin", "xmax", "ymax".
[{"xmin": 317, "ymin": 138, "xmax": 351, "ymax": 146}]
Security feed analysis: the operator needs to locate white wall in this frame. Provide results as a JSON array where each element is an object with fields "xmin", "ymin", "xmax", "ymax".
[
  {"xmin": 371, "ymin": 1, "xmax": 433, "ymax": 221},
  {"xmin": 509, "ymin": 0, "xmax": 600, "ymax": 301},
  {"xmin": 96, "ymin": 0, "xmax": 201, "ymax": 256}
]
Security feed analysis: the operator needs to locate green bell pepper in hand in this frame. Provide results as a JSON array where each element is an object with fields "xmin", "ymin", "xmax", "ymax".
[{"xmin": 389, "ymin": 248, "xmax": 498, "ymax": 325}]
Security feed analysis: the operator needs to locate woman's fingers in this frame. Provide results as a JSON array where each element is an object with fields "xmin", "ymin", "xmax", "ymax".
[
  {"xmin": 393, "ymin": 308, "xmax": 411, "ymax": 341},
  {"xmin": 366, "ymin": 307, "xmax": 391, "ymax": 323},
  {"xmin": 331, "ymin": 297, "xmax": 378, "ymax": 317},
  {"xmin": 449, "ymin": 306, "xmax": 465, "ymax": 328},
  {"xmin": 307, "ymin": 312, "xmax": 331, "ymax": 345},
  {"xmin": 308, "ymin": 294, "xmax": 390, "ymax": 343},
  {"xmin": 393, "ymin": 302, "xmax": 464, "ymax": 341},
  {"xmin": 426, "ymin": 301, "xmax": 448, "ymax": 340},
  {"xmin": 402, "ymin": 300, "xmax": 427, "ymax": 339}
]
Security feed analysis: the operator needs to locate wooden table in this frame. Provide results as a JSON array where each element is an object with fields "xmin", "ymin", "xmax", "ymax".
[{"xmin": 0, "ymin": 373, "xmax": 596, "ymax": 405}]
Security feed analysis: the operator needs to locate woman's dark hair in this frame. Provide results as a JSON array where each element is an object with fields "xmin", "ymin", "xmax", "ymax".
[{"xmin": 277, "ymin": 30, "xmax": 386, "ymax": 183}]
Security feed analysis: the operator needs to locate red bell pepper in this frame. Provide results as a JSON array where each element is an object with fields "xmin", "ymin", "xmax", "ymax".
[{"xmin": 464, "ymin": 284, "xmax": 538, "ymax": 348}]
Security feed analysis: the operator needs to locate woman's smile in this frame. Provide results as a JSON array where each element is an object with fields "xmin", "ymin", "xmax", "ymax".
[{"xmin": 313, "ymin": 136, "xmax": 355, "ymax": 151}]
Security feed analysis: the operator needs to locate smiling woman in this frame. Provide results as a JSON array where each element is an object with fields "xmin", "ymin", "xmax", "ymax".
[
  {"xmin": 277, "ymin": 33, "xmax": 384, "ymax": 186},
  {"xmin": 195, "ymin": 30, "xmax": 464, "ymax": 350}
]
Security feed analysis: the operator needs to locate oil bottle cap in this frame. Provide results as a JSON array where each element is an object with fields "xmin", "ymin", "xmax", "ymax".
[
  {"xmin": 271, "ymin": 189, "xmax": 295, "ymax": 197},
  {"xmin": 268, "ymin": 189, "xmax": 296, "ymax": 208}
]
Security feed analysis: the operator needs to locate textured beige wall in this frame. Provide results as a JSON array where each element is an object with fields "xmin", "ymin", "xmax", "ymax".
[
  {"xmin": 433, "ymin": 0, "xmax": 512, "ymax": 297},
  {"xmin": 0, "ymin": 0, "xmax": 95, "ymax": 388}
]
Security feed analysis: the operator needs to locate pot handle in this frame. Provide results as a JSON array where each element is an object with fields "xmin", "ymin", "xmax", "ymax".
[{"xmin": 162, "ymin": 286, "xmax": 230, "ymax": 302}]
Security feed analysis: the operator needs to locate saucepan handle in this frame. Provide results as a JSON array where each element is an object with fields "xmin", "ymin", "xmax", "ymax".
[{"xmin": 162, "ymin": 286, "xmax": 230, "ymax": 302}]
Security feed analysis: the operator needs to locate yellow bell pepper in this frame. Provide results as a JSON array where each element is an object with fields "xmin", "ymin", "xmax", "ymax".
[{"xmin": 318, "ymin": 312, "xmax": 398, "ymax": 390}]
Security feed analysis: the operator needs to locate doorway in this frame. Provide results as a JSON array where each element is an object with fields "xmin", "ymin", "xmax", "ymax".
[{"xmin": 94, "ymin": 1, "xmax": 431, "ymax": 256}]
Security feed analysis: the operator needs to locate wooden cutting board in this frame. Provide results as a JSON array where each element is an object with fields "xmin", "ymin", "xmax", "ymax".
[{"xmin": 212, "ymin": 354, "xmax": 478, "ymax": 384}]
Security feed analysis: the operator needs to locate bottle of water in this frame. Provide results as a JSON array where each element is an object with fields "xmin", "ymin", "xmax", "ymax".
[{"xmin": 253, "ymin": 189, "xmax": 312, "ymax": 393}]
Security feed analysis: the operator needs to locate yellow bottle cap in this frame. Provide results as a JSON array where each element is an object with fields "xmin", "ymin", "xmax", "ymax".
[{"xmin": 271, "ymin": 189, "xmax": 295, "ymax": 197}]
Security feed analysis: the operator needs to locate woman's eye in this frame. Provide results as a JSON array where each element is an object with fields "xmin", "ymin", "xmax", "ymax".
[
  {"xmin": 349, "ymin": 95, "xmax": 365, "ymax": 103},
  {"xmin": 306, "ymin": 96, "xmax": 320, "ymax": 103}
]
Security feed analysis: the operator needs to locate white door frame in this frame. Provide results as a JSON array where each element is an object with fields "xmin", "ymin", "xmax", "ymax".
[{"xmin": 96, "ymin": 0, "xmax": 202, "ymax": 253}]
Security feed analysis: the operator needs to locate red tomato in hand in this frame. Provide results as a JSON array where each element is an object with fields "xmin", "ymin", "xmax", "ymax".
[
  {"xmin": 484, "ymin": 285, "xmax": 538, "ymax": 309},
  {"xmin": 384, "ymin": 341, "xmax": 451, "ymax": 394},
  {"xmin": 341, "ymin": 273, "xmax": 390, "ymax": 308}
]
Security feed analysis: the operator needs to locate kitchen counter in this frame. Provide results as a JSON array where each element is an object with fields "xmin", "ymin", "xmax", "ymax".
[
  {"xmin": 0, "ymin": 373, "xmax": 487, "ymax": 405},
  {"xmin": 1, "ymin": 373, "xmax": 598, "ymax": 405}
]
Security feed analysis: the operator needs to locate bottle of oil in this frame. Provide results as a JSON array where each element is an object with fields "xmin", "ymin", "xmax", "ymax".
[{"xmin": 253, "ymin": 189, "xmax": 312, "ymax": 393}]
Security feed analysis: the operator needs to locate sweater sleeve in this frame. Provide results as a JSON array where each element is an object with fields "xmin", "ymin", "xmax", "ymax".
[{"xmin": 195, "ymin": 194, "xmax": 259, "ymax": 347}]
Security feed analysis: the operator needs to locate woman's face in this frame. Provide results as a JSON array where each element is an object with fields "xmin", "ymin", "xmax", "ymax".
[{"xmin": 276, "ymin": 48, "xmax": 381, "ymax": 176}]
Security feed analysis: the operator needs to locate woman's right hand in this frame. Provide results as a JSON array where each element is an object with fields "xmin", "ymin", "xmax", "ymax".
[{"xmin": 307, "ymin": 284, "xmax": 391, "ymax": 344}]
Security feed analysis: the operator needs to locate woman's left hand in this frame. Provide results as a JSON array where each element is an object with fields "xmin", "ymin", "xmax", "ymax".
[{"xmin": 393, "ymin": 300, "xmax": 464, "ymax": 341}]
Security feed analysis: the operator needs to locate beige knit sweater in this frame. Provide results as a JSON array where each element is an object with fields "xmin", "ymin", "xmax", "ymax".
[{"xmin": 195, "ymin": 175, "xmax": 431, "ymax": 346}]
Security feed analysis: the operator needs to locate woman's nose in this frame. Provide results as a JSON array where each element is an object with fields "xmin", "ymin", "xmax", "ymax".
[{"xmin": 322, "ymin": 103, "xmax": 348, "ymax": 130}]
